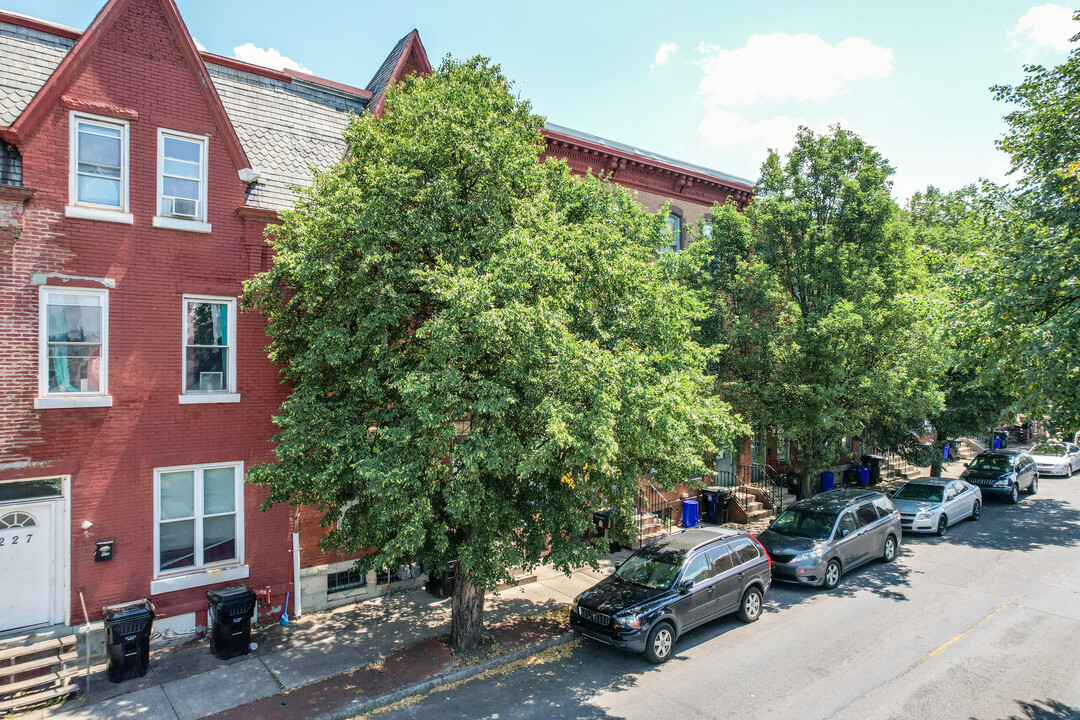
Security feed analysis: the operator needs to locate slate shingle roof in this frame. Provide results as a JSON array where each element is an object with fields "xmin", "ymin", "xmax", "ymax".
[
  {"xmin": 0, "ymin": 21, "xmax": 74, "ymax": 126},
  {"xmin": 365, "ymin": 30, "xmax": 411, "ymax": 113},
  {"xmin": 206, "ymin": 64, "xmax": 367, "ymax": 210},
  {"xmin": 0, "ymin": 18, "xmax": 368, "ymax": 211}
]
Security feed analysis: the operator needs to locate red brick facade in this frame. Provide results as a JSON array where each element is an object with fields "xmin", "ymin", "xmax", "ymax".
[{"xmin": 0, "ymin": 0, "xmax": 290, "ymax": 629}]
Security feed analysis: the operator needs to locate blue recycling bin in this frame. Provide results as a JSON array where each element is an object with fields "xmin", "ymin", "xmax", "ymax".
[
  {"xmin": 820, "ymin": 471, "xmax": 834, "ymax": 493},
  {"xmin": 943, "ymin": 443, "xmax": 950, "ymax": 460},
  {"xmin": 681, "ymin": 499, "xmax": 699, "ymax": 528},
  {"xmin": 993, "ymin": 435, "xmax": 1001, "ymax": 449},
  {"xmin": 857, "ymin": 465, "xmax": 870, "ymax": 486}
]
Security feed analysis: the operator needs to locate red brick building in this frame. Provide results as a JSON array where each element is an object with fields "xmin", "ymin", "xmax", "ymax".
[{"xmin": 0, "ymin": 0, "xmax": 754, "ymax": 647}]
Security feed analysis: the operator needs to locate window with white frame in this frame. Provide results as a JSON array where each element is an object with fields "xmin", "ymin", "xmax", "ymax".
[
  {"xmin": 155, "ymin": 462, "xmax": 243, "ymax": 577},
  {"xmin": 659, "ymin": 212, "xmax": 682, "ymax": 254},
  {"xmin": 154, "ymin": 129, "xmax": 209, "ymax": 231},
  {"xmin": 68, "ymin": 112, "xmax": 130, "ymax": 221},
  {"xmin": 38, "ymin": 287, "xmax": 108, "ymax": 402},
  {"xmin": 182, "ymin": 296, "xmax": 236, "ymax": 399}
]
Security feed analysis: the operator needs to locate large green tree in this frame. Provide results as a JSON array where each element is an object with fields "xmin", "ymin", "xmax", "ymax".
[
  {"xmin": 896, "ymin": 186, "xmax": 1014, "ymax": 472},
  {"xmin": 243, "ymin": 57, "xmax": 741, "ymax": 651},
  {"xmin": 973, "ymin": 17, "xmax": 1080, "ymax": 432},
  {"xmin": 688, "ymin": 126, "xmax": 943, "ymax": 496}
]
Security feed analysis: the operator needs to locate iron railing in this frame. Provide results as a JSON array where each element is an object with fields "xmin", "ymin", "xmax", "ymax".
[{"xmin": 635, "ymin": 483, "xmax": 677, "ymax": 545}]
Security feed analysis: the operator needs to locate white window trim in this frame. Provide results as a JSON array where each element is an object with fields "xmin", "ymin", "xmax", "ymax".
[
  {"xmin": 154, "ymin": 127, "xmax": 211, "ymax": 232},
  {"xmin": 152, "ymin": 461, "xmax": 245, "ymax": 587},
  {"xmin": 37, "ymin": 286, "xmax": 111, "ymax": 408},
  {"xmin": 180, "ymin": 294, "xmax": 239, "ymax": 404},
  {"xmin": 66, "ymin": 111, "xmax": 130, "ymax": 219}
]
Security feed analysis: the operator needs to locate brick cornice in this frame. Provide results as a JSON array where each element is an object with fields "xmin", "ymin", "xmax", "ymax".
[{"xmin": 542, "ymin": 129, "xmax": 754, "ymax": 209}]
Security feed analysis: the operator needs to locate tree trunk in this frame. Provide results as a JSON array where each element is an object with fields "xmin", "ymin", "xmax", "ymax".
[
  {"xmin": 449, "ymin": 569, "xmax": 485, "ymax": 653},
  {"xmin": 930, "ymin": 457, "xmax": 943, "ymax": 477}
]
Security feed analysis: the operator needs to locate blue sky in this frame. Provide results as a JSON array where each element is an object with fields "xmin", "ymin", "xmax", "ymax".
[{"xmin": 9, "ymin": 0, "xmax": 1077, "ymax": 202}]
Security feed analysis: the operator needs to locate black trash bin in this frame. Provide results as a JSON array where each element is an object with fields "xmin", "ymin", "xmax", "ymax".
[
  {"xmin": 700, "ymin": 486, "xmax": 731, "ymax": 524},
  {"xmin": 206, "ymin": 585, "xmax": 256, "ymax": 660},
  {"xmin": 102, "ymin": 599, "xmax": 155, "ymax": 683},
  {"xmin": 861, "ymin": 455, "xmax": 884, "ymax": 484}
]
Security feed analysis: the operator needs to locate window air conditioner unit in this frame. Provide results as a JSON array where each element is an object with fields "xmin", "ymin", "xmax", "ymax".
[
  {"xmin": 168, "ymin": 197, "xmax": 199, "ymax": 219},
  {"xmin": 199, "ymin": 372, "xmax": 223, "ymax": 391}
]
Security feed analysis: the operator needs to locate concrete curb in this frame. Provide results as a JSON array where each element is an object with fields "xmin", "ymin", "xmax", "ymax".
[{"xmin": 308, "ymin": 631, "xmax": 575, "ymax": 720}]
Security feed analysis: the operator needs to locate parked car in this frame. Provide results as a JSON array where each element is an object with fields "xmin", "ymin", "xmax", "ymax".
[
  {"xmin": 961, "ymin": 450, "xmax": 1038, "ymax": 503},
  {"xmin": 890, "ymin": 478, "xmax": 982, "ymax": 535},
  {"xmin": 1029, "ymin": 441, "xmax": 1080, "ymax": 477},
  {"xmin": 569, "ymin": 527, "xmax": 771, "ymax": 664},
  {"xmin": 757, "ymin": 489, "xmax": 901, "ymax": 590}
]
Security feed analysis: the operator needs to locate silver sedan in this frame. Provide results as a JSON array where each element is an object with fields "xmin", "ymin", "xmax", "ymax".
[
  {"xmin": 891, "ymin": 478, "xmax": 982, "ymax": 536},
  {"xmin": 1030, "ymin": 441, "xmax": 1080, "ymax": 477}
]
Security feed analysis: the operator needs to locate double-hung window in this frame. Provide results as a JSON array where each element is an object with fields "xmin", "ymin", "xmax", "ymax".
[
  {"xmin": 66, "ymin": 112, "xmax": 131, "ymax": 224},
  {"xmin": 659, "ymin": 211, "xmax": 683, "ymax": 254},
  {"xmin": 180, "ymin": 296, "xmax": 238, "ymax": 403},
  {"xmin": 36, "ymin": 287, "xmax": 111, "ymax": 409},
  {"xmin": 154, "ymin": 129, "xmax": 210, "ymax": 233},
  {"xmin": 153, "ymin": 462, "xmax": 246, "ymax": 593}
]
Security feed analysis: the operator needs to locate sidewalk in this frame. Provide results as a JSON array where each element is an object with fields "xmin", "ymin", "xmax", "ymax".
[{"xmin": 20, "ymin": 551, "xmax": 630, "ymax": 720}]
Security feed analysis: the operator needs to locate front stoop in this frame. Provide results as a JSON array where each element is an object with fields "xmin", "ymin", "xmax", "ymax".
[{"xmin": 0, "ymin": 634, "xmax": 80, "ymax": 713}]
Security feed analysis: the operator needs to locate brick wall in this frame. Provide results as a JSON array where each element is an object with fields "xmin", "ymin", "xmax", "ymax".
[{"xmin": 0, "ymin": 0, "xmax": 291, "ymax": 624}]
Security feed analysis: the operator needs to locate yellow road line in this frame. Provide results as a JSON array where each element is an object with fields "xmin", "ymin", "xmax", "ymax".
[{"xmin": 901, "ymin": 599, "xmax": 1014, "ymax": 676}]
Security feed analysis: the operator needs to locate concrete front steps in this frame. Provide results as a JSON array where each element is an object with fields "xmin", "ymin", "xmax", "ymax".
[{"xmin": 0, "ymin": 633, "xmax": 80, "ymax": 713}]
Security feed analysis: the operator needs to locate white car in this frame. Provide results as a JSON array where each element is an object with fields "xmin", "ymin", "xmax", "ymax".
[
  {"xmin": 891, "ymin": 478, "xmax": 982, "ymax": 536},
  {"xmin": 1029, "ymin": 441, "xmax": 1080, "ymax": 477}
]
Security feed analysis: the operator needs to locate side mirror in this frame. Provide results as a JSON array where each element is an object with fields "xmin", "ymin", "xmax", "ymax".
[
  {"xmin": 963, "ymin": 463, "xmax": 969, "ymax": 468},
  {"xmin": 839, "ymin": 527, "xmax": 850, "ymax": 538},
  {"xmin": 678, "ymin": 579, "xmax": 694, "ymax": 594}
]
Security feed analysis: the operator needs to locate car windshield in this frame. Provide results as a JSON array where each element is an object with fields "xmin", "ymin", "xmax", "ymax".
[
  {"xmin": 1032, "ymin": 443, "xmax": 1066, "ymax": 457},
  {"xmin": 770, "ymin": 507, "xmax": 836, "ymax": 539},
  {"xmin": 893, "ymin": 484, "xmax": 944, "ymax": 502},
  {"xmin": 613, "ymin": 548, "xmax": 685, "ymax": 590},
  {"xmin": 970, "ymin": 455, "xmax": 1012, "ymax": 472}
]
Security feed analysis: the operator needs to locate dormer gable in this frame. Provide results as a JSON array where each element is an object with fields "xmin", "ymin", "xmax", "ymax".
[
  {"xmin": 365, "ymin": 29, "xmax": 433, "ymax": 118},
  {"xmin": 8, "ymin": 0, "xmax": 247, "ymax": 173}
]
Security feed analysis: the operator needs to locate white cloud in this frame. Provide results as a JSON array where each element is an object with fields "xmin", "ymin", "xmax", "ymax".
[
  {"xmin": 653, "ymin": 42, "xmax": 679, "ymax": 67},
  {"xmin": 697, "ymin": 33, "xmax": 893, "ymax": 107},
  {"xmin": 698, "ymin": 106, "xmax": 849, "ymax": 167},
  {"xmin": 232, "ymin": 42, "xmax": 310, "ymax": 73},
  {"xmin": 192, "ymin": 36, "xmax": 207, "ymax": 53},
  {"xmin": 1010, "ymin": 4, "xmax": 1076, "ymax": 53},
  {"xmin": 695, "ymin": 33, "xmax": 889, "ymax": 158}
]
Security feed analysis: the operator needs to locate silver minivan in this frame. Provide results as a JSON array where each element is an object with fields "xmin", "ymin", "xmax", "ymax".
[{"xmin": 757, "ymin": 489, "xmax": 902, "ymax": 590}]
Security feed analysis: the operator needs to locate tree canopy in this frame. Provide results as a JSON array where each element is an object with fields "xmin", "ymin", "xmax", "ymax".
[
  {"xmin": 243, "ymin": 56, "xmax": 742, "ymax": 651},
  {"xmin": 972, "ymin": 17, "xmax": 1080, "ymax": 432},
  {"xmin": 687, "ymin": 126, "xmax": 944, "ymax": 495}
]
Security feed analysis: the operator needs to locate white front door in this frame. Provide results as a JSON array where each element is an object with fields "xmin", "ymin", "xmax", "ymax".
[{"xmin": 0, "ymin": 502, "xmax": 55, "ymax": 632}]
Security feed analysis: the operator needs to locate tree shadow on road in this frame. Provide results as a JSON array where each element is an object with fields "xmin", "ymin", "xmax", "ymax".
[
  {"xmin": 764, "ymin": 554, "xmax": 914, "ymax": 613},
  {"xmin": 971, "ymin": 698, "xmax": 1080, "ymax": 720},
  {"xmin": 942, "ymin": 493, "xmax": 1080, "ymax": 553}
]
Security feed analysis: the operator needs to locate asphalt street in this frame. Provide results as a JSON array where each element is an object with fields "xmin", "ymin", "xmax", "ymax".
[{"xmin": 372, "ymin": 473, "xmax": 1080, "ymax": 720}]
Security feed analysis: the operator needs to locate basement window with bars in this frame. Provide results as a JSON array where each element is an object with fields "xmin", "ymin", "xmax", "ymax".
[{"xmin": 327, "ymin": 568, "xmax": 368, "ymax": 595}]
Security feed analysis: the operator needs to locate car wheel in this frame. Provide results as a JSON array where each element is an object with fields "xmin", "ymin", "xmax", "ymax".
[
  {"xmin": 737, "ymin": 587, "xmax": 763, "ymax": 623},
  {"xmin": 644, "ymin": 622, "xmax": 675, "ymax": 664},
  {"xmin": 823, "ymin": 559, "xmax": 842, "ymax": 590},
  {"xmin": 1008, "ymin": 485, "xmax": 1019, "ymax": 504},
  {"xmin": 971, "ymin": 500, "xmax": 981, "ymax": 521},
  {"xmin": 881, "ymin": 534, "xmax": 898, "ymax": 563},
  {"xmin": 936, "ymin": 515, "xmax": 948, "ymax": 536},
  {"xmin": 1028, "ymin": 476, "xmax": 1038, "ymax": 495}
]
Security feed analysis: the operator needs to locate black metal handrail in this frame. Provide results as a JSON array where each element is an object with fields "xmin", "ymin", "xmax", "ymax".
[{"xmin": 635, "ymin": 484, "xmax": 677, "ymax": 544}]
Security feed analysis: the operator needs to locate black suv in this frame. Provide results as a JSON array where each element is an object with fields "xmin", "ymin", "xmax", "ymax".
[
  {"xmin": 569, "ymin": 527, "xmax": 771, "ymax": 664},
  {"xmin": 961, "ymin": 450, "xmax": 1038, "ymax": 503}
]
